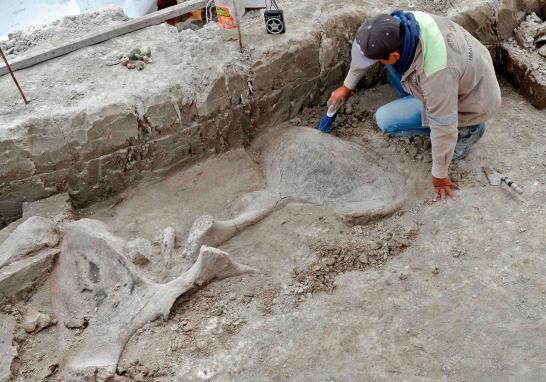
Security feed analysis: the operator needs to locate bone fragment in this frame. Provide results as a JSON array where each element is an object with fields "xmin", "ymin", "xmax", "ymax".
[
  {"xmin": 183, "ymin": 192, "xmax": 285, "ymax": 260},
  {"xmin": 159, "ymin": 226, "xmax": 176, "ymax": 266},
  {"xmin": 48, "ymin": 219, "xmax": 255, "ymax": 381},
  {"xmin": 21, "ymin": 306, "xmax": 55, "ymax": 334},
  {"xmin": 0, "ymin": 216, "xmax": 58, "ymax": 269}
]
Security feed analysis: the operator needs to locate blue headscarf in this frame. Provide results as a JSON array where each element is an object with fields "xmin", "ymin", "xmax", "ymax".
[{"xmin": 391, "ymin": 10, "xmax": 420, "ymax": 75}]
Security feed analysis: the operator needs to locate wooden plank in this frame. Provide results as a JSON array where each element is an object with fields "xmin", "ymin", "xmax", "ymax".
[{"xmin": 0, "ymin": 0, "xmax": 207, "ymax": 77}]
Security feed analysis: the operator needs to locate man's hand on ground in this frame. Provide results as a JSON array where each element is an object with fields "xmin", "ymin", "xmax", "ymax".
[
  {"xmin": 432, "ymin": 176, "xmax": 459, "ymax": 203},
  {"xmin": 328, "ymin": 86, "xmax": 352, "ymax": 110}
]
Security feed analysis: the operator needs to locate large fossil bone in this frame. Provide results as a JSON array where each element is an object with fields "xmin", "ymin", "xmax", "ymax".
[
  {"xmin": 183, "ymin": 127, "xmax": 407, "ymax": 257},
  {"xmin": 50, "ymin": 219, "xmax": 255, "ymax": 381},
  {"xmin": 183, "ymin": 192, "xmax": 287, "ymax": 259}
]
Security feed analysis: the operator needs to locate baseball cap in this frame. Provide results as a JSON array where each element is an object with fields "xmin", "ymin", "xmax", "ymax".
[{"xmin": 350, "ymin": 14, "xmax": 402, "ymax": 69}]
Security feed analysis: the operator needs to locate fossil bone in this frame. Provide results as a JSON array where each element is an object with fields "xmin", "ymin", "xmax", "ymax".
[
  {"xmin": 21, "ymin": 306, "xmax": 55, "ymax": 334},
  {"xmin": 0, "ymin": 216, "xmax": 59, "ymax": 269},
  {"xmin": 49, "ymin": 219, "xmax": 255, "ymax": 381},
  {"xmin": 183, "ymin": 127, "xmax": 406, "ymax": 257},
  {"xmin": 183, "ymin": 192, "xmax": 286, "ymax": 259},
  {"xmin": 159, "ymin": 226, "xmax": 176, "ymax": 266}
]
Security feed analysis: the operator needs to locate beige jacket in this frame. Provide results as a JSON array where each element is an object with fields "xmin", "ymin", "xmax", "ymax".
[{"xmin": 344, "ymin": 11, "xmax": 501, "ymax": 178}]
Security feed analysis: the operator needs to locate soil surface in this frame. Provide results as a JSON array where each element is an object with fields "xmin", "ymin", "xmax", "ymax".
[
  {"xmin": 0, "ymin": 7, "xmax": 128, "ymax": 58},
  {"xmin": 5, "ymin": 79, "xmax": 545, "ymax": 381}
]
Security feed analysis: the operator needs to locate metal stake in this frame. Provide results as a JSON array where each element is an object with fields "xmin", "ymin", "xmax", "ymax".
[
  {"xmin": 232, "ymin": 0, "xmax": 243, "ymax": 53},
  {"xmin": 0, "ymin": 47, "xmax": 29, "ymax": 105},
  {"xmin": 237, "ymin": 24, "xmax": 243, "ymax": 53}
]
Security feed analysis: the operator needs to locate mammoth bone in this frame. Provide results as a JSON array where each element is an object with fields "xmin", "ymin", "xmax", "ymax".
[
  {"xmin": 48, "ymin": 219, "xmax": 255, "ymax": 380},
  {"xmin": 182, "ymin": 127, "xmax": 407, "ymax": 259}
]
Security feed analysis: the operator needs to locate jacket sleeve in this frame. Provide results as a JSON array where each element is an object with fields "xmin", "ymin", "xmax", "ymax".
[
  {"xmin": 343, "ymin": 65, "xmax": 367, "ymax": 90},
  {"xmin": 421, "ymin": 68, "xmax": 459, "ymax": 179}
]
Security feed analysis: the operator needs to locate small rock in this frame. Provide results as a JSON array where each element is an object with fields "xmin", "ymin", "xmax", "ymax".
[
  {"xmin": 125, "ymin": 238, "xmax": 152, "ymax": 265},
  {"xmin": 408, "ymin": 145, "xmax": 419, "ymax": 158},
  {"xmin": 21, "ymin": 307, "xmax": 54, "ymax": 333},
  {"xmin": 143, "ymin": 55, "xmax": 152, "ymax": 64},
  {"xmin": 64, "ymin": 316, "xmax": 89, "ymax": 329},
  {"xmin": 120, "ymin": 57, "xmax": 129, "ymax": 66},
  {"xmin": 324, "ymin": 257, "xmax": 336, "ymax": 266},
  {"xmin": 358, "ymin": 254, "xmax": 369, "ymax": 264},
  {"xmin": 126, "ymin": 62, "xmax": 136, "ymax": 70},
  {"xmin": 136, "ymin": 61, "xmax": 145, "ymax": 71},
  {"xmin": 44, "ymin": 363, "xmax": 59, "ymax": 378},
  {"xmin": 142, "ymin": 47, "xmax": 152, "ymax": 57},
  {"xmin": 432, "ymin": 266, "xmax": 440, "ymax": 275},
  {"xmin": 132, "ymin": 254, "xmax": 149, "ymax": 265},
  {"xmin": 393, "ymin": 235, "xmax": 411, "ymax": 247},
  {"xmin": 369, "ymin": 240, "xmax": 383, "ymax": 250},
  {"xmin": 382, "ymin": 232, "xmax": 394, "ymax": 241},
  {"xmin": 129, "ymin": 48, "xmax": 141, "ymax": 60},
  {"xmin": 451, "ymin": 248, "xmax": 466, "ymax": 258},
  {"xmin": 399, "ymin": 272, "xmax": 408, "ymax": 280}
]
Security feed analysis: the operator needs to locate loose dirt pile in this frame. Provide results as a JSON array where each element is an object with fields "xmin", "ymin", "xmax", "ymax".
[{"xmin": 295, "ymin": 220, "xmax": 420, "ymax": 293}]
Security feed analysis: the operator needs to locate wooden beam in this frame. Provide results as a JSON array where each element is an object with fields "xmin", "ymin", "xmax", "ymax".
[{"xmin": 0, "ymin": 0, "xmax": 207, "ymax": 77}]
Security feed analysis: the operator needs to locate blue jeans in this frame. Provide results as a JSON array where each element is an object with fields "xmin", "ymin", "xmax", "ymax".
[{"xmin": 374, "ymin": 65, "xmax": 431, "ymax": 137}]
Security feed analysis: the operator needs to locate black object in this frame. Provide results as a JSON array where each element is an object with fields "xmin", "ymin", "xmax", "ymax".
[
  {"xmin": 355, "ymin": 14, "xmax": 402, "ymax": 59},
  {"xmin": 265, "ymin": 10, "xmax": 285, "ymax": 35}
]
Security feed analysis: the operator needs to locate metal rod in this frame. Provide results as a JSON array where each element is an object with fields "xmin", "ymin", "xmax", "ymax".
[
  {"xmin": 237, "ymin": 23, "xmax": 243, "ymax": 52},
  {"xmin": 232, "ymin": 0, "xmax": 244, "ymax": 53},
  {"xmin": 0, "ymin": 47, "xmax": 29, "ymax": 104}
]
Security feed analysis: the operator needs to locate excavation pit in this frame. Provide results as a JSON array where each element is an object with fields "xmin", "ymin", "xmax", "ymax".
[{"xmin": 2, "ymin": 0, "xmax": 546, "ymax": 380}]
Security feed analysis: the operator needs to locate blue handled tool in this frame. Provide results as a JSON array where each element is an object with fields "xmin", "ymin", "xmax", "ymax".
[{"xmin": 318, "ymin": 105, "xmax": 340, "ymax": 133}]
